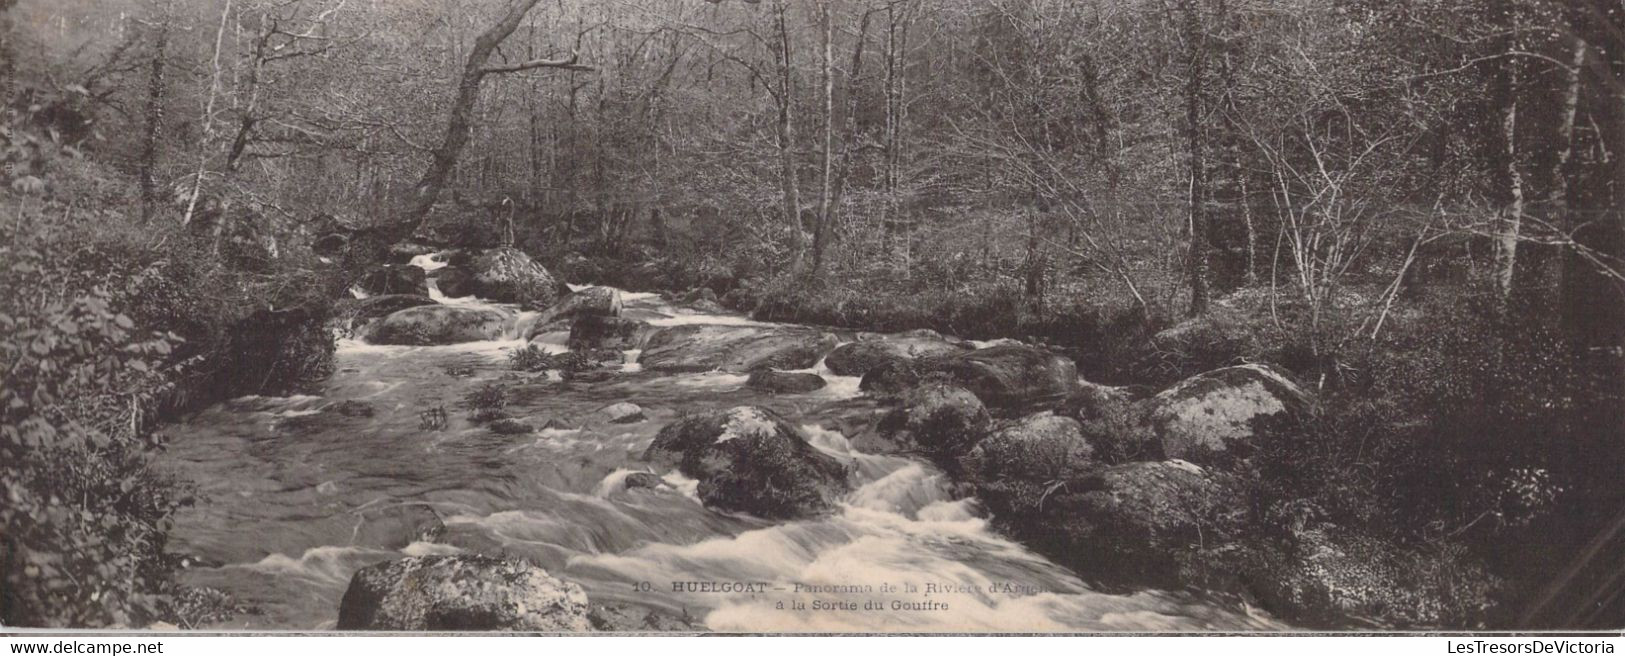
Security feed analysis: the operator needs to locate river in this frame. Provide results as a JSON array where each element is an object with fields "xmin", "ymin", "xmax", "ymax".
[{"xmin": 155, "ymin": 264, "xmax": 1280, "ymax": 632}]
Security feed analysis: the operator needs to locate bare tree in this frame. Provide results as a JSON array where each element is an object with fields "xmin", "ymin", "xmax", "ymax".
[{"xmin": 404, "ymin": 0, "xmax": 590, "ymax": 236}]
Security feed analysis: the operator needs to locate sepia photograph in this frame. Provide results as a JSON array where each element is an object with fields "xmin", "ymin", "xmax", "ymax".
[{"xmin": 1, "ymin": 0, "xmax": 1622, "ymax": 638}]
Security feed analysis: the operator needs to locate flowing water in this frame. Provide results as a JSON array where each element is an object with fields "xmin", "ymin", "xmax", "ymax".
[{"xmin": 156, "ymin": 263, "xmax": 1281, "ymax": 632}]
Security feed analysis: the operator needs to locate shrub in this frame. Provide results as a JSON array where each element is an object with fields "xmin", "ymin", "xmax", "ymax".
[
  {"xmin": 462, "ymin": 383, "xmax": 508, "ymax": 412},
  {"xmin": 0, "ymin": 275, "xmax": 187, "ymax": 627},
  {"xmin": 509, "ymin": 344, "xmax": 553, "ymax": 372}
]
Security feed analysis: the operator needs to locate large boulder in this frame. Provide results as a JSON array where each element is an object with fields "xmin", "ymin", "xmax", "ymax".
[
  {"xmin": 434, "ymin": 265, "xmax": 477, "ymax": 299},
  {"xmin": 469, "ymin": 247, "xmax": 568, "ymax": 309},
  {"xmin": 1145, "ymin": 364, "xmax": 1309, "ymax": 465},
  {"xmin": 569, "ymin": 316, "xmax": 654, "ymax": 351},
  {"xmin": 336, "ymin": 555, "xmax": 589, "ymax": 631},
  {"xmin": 1022, "ymin": 460, "xmax": 1240, "ymax": 589},
  {"xmin": 745, "ymin": 370, "xmax": 827, "ymax": 394},
  {"xmin": 523, "ymin": 286, "xmax": 623, "ymax": 340},
  {"xmin": 917, "ymin": 344, "xmax": 1080, "ymax": 410},
  {"xmin": 960, "ymin": 413, "xmax": 1094, "ymax": 518},
  {"xmin": 858, "ymin": 359, "xmax": 923, "ymax": 397},
  {"xmin": 637, "ymin": 325, "xmax": 840, "ymax": 373},
  {"xmin": 822, "ymin": 330, "xmax": 969, "ymax": 377},
  {"xmin": 855, "ymin": 381, "xmax": 990, "ymax": 458},
  {"xmin": 335, "ymin": 294, "xmax": 438, "ymax": 336},
  {"xmin": 643, "ymin": 406, "xmax": 849, "ymax": 519},
  {"xmin": 368, "ymin": 305, "xmax": 511, "ymax": 345},
  {"xmin": 1244, "ymin": 527, "xmax": 1496, "ymax": 628},
  {"xmin": 356, "ymin": 264, "xmax": 428, "ymax": 297}
]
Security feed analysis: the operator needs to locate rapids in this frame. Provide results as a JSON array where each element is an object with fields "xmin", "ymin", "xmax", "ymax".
[{"xmin": 155, "ymin": 269, "xmax": 1281, "ymax": 632}]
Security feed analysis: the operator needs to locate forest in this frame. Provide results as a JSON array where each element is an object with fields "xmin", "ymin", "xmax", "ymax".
[{"xmin": 2, "ymin": 0, "xmax": 1623, "ymax": 632}]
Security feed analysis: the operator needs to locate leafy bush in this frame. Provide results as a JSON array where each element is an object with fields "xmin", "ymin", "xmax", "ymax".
[
  {"xmin": 509, "ymin": 344, "xmax": 553, "ymax": 372},
  {"xmin": 461, "ymin": 382, "xmax": 508, "ymax": 412},
  {"xmin": 0, "ymin": 95, "xmax": 334, "ymax": 627},
  {"xmin": 0, "ymin": 271, "xmax": 187, "ymax": 626}
]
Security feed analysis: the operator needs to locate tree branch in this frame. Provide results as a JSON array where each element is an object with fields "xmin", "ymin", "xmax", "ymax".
[{"xmin": 480, "ymin": 51, "xmax": 593, "ymax": 74}]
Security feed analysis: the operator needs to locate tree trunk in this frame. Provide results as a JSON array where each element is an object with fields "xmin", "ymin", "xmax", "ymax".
[
  {"xmin": 139, "ymin": 18, "xmax": 167, "ymax": 223},
  {"xmin": 405, "ymin": 0, "xmax": 585, "ymax": 236},
  {"xmin": 1493, "ymin": 24, "xmax": 1525, "ymax": 302},
  {"xmin": 772, "ymin": 0, "xmax": 806, "ymax": 273},
  {"xmin": 180, "ymin": 0, "xmax": 232, "ymax": 227},
  {"xmin": 811, "ymin": 0, "xmax": 834, "ymax": 277},
  {"xmin": 1179, "ymin": 0, "xmax": 1211, "ymax": 316}
]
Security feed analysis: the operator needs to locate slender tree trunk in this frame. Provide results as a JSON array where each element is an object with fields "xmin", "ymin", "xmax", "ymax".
[
  {"xmin": 811, "ymin": 0, "xmax": 834, "ymax": 277},
  {"xmin": 1493, "ymin": 38, "xmax": 1525, "ymax": 301},
  {"xmin": 181, "ymin": 0, "xmax": 232, "ymax": 227},
  {"xmin": 139, "ymin": 18, "xmax": 168, "ymax": 223},
  {"xmin": 1179, "ymin": 0, "xmax": 1211, "ymax": 316},
  {"xmin": 772, "ymin": 0, "xmax": 805, "ymax": 273},
  {"xmin": 406, "ymin": 0, "xmax": 586, "ymax": 236}
]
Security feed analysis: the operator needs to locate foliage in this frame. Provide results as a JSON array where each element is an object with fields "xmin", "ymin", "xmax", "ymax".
[
  {"xmin": 508, "ymin": 344, "xmax": 554, "ymax": 372},
  {"xmin": 0, "ymin": 83, "xmax": 334, "ymax": 627},
  {"xmin": 461, "ymin": 383, "xmax": 508, "ymax": 412}
]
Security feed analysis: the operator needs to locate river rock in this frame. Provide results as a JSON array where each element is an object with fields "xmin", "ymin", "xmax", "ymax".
[
  {"xmin": 1244, "ymin": 527, "xmax": 1494, "ymax": 628},
  {"xmin": 961, "ymin": 413, "xmax": 1094, "ymax": 516},
  {"xmin": 745, "ymin": 371, "xmax": 827, "ymax": 394},
  {"xmin": 336, "ymin": 555, "xmax": 589, "ymax": 631},
  {"xmin": 638, "ymin": 325, "xmax": 840, "ymax": 373},
  {"xmin": 1146, "ymin": 364, "xmax": 1309, "ymax": 465},
  {"xmin": 1020, "ymin": 460, "xmax": 1240, "ymax": 589},
  {"xmin": 488, "ymin": 418, "xmax": 534, "ymax": 435},
  {"xmin": 858, "ymin": 359, "xmax": 923, "ymax": 397},
  {"xmin": 326, "ymin": 400, "xmax": 376, "ymax": 418},
  {"xmin": 916, "ymin": 344, "xmax": 1080, "ymax": 410},
  {"xmin": 434, "ymin": 265, "xmax": 477, "ymax": 299},
  {"xmin": 336, "ymin": 294, "xmax": 438, "ymax": 336},
  {"xmin": 524, "ymin": 286, "xmax": 623, "ymax": 340},
  {"xmin": 597, "ymin": 402, "xmax": 646, "ymax": 424},
  {"xmin": 352, "ymin": 504, "xmax": 445, "ymax": 550},
  {"xmin": 643, "ymin": 406, "xmax": 849, "ymax": 519},
  {"xmin": 856, "ymin": 381, "xmax": 990, "ymax": 458},
  {"xmin": 823, "ymin": 330, "xmax": 970, "ymax": 377},
  {"xmin": 356, "ymin": 264, "xmax": 428, "ymax": 297},
  {"xmin": 569, "ymin": 316, "xmax": 653, "ymax": 351},
  {"xmin": 469, "ymin": 247, "xmax": 567, "ymax": 309},
  {"xmin": 368, "ymin": 305, "xmax": 511, "ymax": 345}
]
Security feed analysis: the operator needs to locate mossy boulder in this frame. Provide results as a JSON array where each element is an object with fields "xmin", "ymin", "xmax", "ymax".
[
  {"xmin": 523, "ymin": 286, "xmax": 624, "ymax": 340},
  {"xmin": 1020, "ymin": 460, "xmax": 1242, "ymax": 590},
  {"xmin": 823, "ymin": 330, "xmax": 969, "ymax": 377},
  {"xmin": 368, "ymin": 305, "xmax": 511, "ymax": 345},
  {"xmin": 568, "ymin": 315, "xmax": 653, "ymax": 351},
  {"xmin": 355, "ymin": 264, "xmax": 428, "ymax": 297},
  {"xmin": 1146, "ymin": 364, "xmax": 1310, "ymax": 466},
  {"xmin": 961, "ymin": 413, "xmax": 1094, "ymax": 518},
  {"xmin": 858, "ymin": 358, "xmax": 923, "ymax": 397},
  {"xmin": 336, "ymin": 555, "xmax": 589, "ymax": 631},
  {"xmin": 335, "ymin": 294, "xmax": 438, "ymax": 337},
  {"xmin": 638, "ymin": 325, "xmax": 839, "ymax": 373},
  {"xmin": 1244, "ymin": 527, "xmax": 1496, "ymax": 628},
  {"xmin": 745, "ymin": 370, "xmax": 827, "ymax": 394},
  {"xmin": 469, "ymin": 247, "xmax": 567, "ymax": 309},
  {"xmin": 643, "ymin": 406, "xmax": 850, "ymax": 519},
  {"xmin": 917, "ymin": 344, "xmax": 1080, "ymax": 410},
  {"xmin": 855, "ymin": 381, "xmax": 990, "ymax": 459}
]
